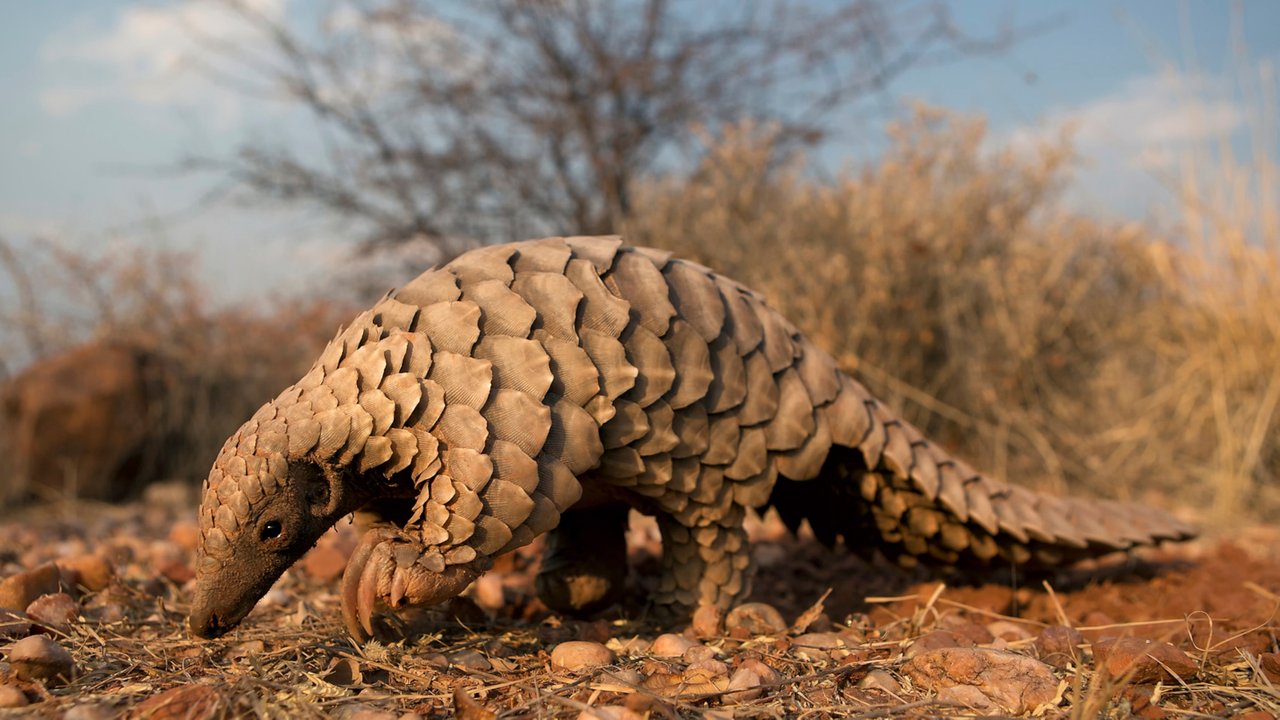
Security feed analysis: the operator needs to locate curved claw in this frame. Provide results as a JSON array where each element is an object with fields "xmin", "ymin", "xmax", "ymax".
[{"xmin": 341, "ymin": 528, "xmax": 399, "ymax": 641}]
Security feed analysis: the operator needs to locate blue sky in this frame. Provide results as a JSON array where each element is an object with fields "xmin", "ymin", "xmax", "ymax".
[{"xmin": 1, "ymin": 0, "xmax": 1277, "ymax": 301}]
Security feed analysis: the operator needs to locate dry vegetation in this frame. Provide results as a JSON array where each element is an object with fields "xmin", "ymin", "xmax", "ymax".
[
  {"xmin": 629, "ymin": 106, "xmax": 1280, "ymax": 526},
  {"xmin": 1, "ymin": 106, "xmax": 1279, "ymax": 717}
]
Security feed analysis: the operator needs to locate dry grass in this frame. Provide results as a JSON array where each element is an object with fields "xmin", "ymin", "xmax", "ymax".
[{"xmin": 626, "ymin": 104, "xmax": 1280, "ymax": 525}]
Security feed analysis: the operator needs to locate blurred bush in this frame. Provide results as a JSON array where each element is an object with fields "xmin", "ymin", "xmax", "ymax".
[
  {"xmin": 627, "ymin": 106, "xmax": 1279, "ymax": 524},
  {"xmin": 0, "ymin": 242, "xmax": 352, "ymax": 505}
]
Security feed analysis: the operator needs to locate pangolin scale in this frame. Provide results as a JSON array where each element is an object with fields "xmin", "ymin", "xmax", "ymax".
[{"xmin": 188, "ymin": 236, "xmax": 1195, "ymax": 640}]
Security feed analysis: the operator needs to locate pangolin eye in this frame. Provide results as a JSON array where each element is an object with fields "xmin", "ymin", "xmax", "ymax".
[{"xmin": 260, "ymin": 520, "xmax": 283, "ymax": 541}]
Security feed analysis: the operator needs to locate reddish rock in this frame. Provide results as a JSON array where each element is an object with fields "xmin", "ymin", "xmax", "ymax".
[
  {"xmin": 0, "ymin": 608, "xmax": 31, "ymax": 639},
  {"xmin": 940, "ymin": 617, "xmax": 995, "ymax": 645},
  {"xmin": 9, "ymin": 635, "xmax": 75, "ymax": 686},
  {"xmin": 551, "ymin": 641, "xmax": 616, "ymax": 671},
  {"xmin": 857, "ymin": 669, "xmax": 902, "ymax": 694},
  {"xmin": 25, "ymin": 592, "xmax": 79, "ymax": 633},
  {"xmin": 1036, "ymin": 625, "xmax": 1084, "ymax": 668},
  {"xmin": 723, "ymin": 668, "xmax": 763, "ymax": 703},
  {"xmin": 905, "ymin": 629, "xmax": 963, "ymax": 657},
  {"xmin": 130, "ymin": 685, "xmax": 226, "ymax": 719},
  {"xmin": 57, "ymin": 554, "xmax": 115, "ymax": 592},
  {"xmin": 724, "ymin": 602, "xmax": 787, "ymax": 637},
  {"xmin": 1092, "ymin": 637, "xmax": 1197, "ymax": 683},
  {"xmin": 301, "ymin": 544, "xmax": 348, "ymax": 582},
  {"xmin": 0, "ymin": 685, "xmax": 28, "ymax": 709},
  {"xmin": 0, "ymin": 563, "xmax": 64, "ymax": 611},
  {"xmin": 903, "ymin": 647, "xmax": 1058, "ymax": 714},
  {"xmin": 650, "ymin": 633, "xmax": 698, "ymax": 658}
]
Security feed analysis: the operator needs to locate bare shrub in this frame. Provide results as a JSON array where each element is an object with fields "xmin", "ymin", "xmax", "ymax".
[
  {"xmin": 627, "ymin": 106, "xmax": 1279, "ymax": 523},
  {"xmin": 0, "ymin": 240, "xmax": 351, "ymax": 502}
]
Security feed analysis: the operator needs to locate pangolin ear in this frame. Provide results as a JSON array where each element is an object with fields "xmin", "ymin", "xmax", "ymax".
[{"xmin": 291, "ymin": 462, "xmax": 333, "ymax": 516}]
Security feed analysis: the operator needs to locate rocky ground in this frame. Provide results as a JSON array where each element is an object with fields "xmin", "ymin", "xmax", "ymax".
[{"xmin": 0, "ymin": 483, "xmax": 1277, "ymax": 719}]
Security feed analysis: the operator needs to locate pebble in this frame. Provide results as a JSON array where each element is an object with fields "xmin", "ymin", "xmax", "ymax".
[
  {"xmin": 1092, "ymin": 637, "xmax": 1197, "ymax": 683},
  {"xmin": 26, "ymin": 592, "xmax": 80, "ymax": 632},
  {"xmin": 723, "ymin": 668, "xmax": 763, "ymax": 703},
  {"xmin": 0, "ymin": 685, "xmax": 28, "ymax": 709},
  {"xmin": 168, "ymin": 521, "xmax": 202, "ymax": 552},
  {"xmin": 0, "ymin": 562, "xmax": 64, "ymax": 611},
  {"xmin": 57, "ymin": 554, "xmax": 115, "ymax": 592},
  {"xmin": 903, "ymin": 647, "xmax": 1058, "ymax": 714},
  {"xmin": 940, "ymin": 617, "xmax": 995, "ymax": 645},
  {"xmin": 858, "ymin": 669, "xmax": 902, "ymax": 694},
  {"xmin": 682, "ymin": 644, "xmax": 717, "ymax": 664},
  {"xmin": 1035, "ymin": 625, "xmax": 1084, "ymax": 668},
  {"xmin": 683, "ymin": 658, "xmax": 729, "ymax": 683},
  {"xmin": 601, "ymin": 668, "xmax": 643, "ymax": 686},
  {"xmin": 448, "ymin": 649, "xmax": 492, "ymax": 672},
  {"xmin": 551, "ymin": 641, "xmax": 616, "ymax": 671},
  {"xmin": 649, "ymin": 633, "xmax": 698, "ymax": 657},
  {"xmin": 1260, "ymin": 652, "xmax": 1280, "ymax": 683},
  {"xmin": 301, "ymin": 545, "xmax": 349, "ymax": 582},
  {"xmin": 131, "ymin": 685, "xmax": 225, "ymax": 719},
  {"xmin": 986, "ymin": 620, "xmax": 1034, "ymax": 643},
  {"xmin": 9, "ymin": 635, "xmax": 75, "ymax": 686},
  {"xmin": 740, "ymin": 658, "xmax": 780, "ymax": 684},
  {"xmin": 905, "ymin": 629, "xmax": 962, "ymax": 657},
  {"xmin": 724, "ymin": 602, "xmax": 787, "ymax": 637},
  {"xmin": 0, "ymin": 608, "xmax": 31, "ymax": 639}
]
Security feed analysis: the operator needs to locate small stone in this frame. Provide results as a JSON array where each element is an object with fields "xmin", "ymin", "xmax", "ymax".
[
  {"xmin": 1092, "ymin": 637, "xmax": 1197, "ymax": 683},
  {"xmin": 724, "ymin": 602, "xmax": 787, "ymax": 637},
  {"xmin": 57, "ymin": 554, "xmax": 115, "ymax": 592},
  {"xmin": 551, "ymin": 641, "xmax": 616, "ymax": 671},
  {"xmin": 448, "ymin": 649, "xmax": 492, "ymax": 671},
  {"xmin": 302, "ymin": 545, "xmax": 349, "ymax": 582},
  {"xmin": 0, "ymin": 563, "xmax": 64, "ymax": 611},
  {"xmin": 132, "ymin": 685, "xmax": 226, "ymax": 719},
  {"xmin": 471, "ymin": 574, "xmax": 506, "ymax": 610},
  {"xmin": 650, "ymin": 633, "xmax": 698, "ymax": 657},
  {"xmin": 791, "ymin": 632, "xmax": 845, "ymax": 661},
  {"xmin": 940, "ymin": 617, "xmax": 994, "ymax": 645},
  {"xmin": 0, "ymin": 608, "xmax": 31, "ymax": 639},
  {"xmin": 1260, "ymin": 652, "xmax": 1280, "ymax": 683},
  {"xmin": 740, "ymin": 658, "xmax": 780, "ymax": 684},
  {"xmin": 682, "ymin": 644, "xmax": 717, "ymax": 664},
  {"xmin": 168, "ymin": 521, "xmax": 202, "ymax": 551},
  {"xmin": 903, "ymin": 647, "xmax": 1058, "ymax": 714},
  {"xmin": 986, "ymin": 620, "xmax": 1034, "ymax": 643},
  {"xmin": 905, "ymin": 629, "xmax": 962, "ymax": 657},
  {"xmin": 691, "ymin": 604, "xmax": 724, "ymax": 638},
  {"xmin": 0, "ymin": 685, "xmax": 28, "ymax": 709},
  {"xmin": 9, "ymin": 635, "xmax": 75, "ymax": 686},
  {"xmin": 722, "ymin": 668, "xmax": 762, "ymax": 704},
  {"xmin": 684, "ymin": 658, "xmax": 729, "ymax": 683},
  {"xmin": 858, "ymin": 669, "xmax": 902, "ymax": 694},
  {"xmin": 1035, "ymin": 625, "xmax": 1084, "ymax": 668},
  {"xmin": 26, "ymin": 593, "xmax": 80, "ymax": 632}
]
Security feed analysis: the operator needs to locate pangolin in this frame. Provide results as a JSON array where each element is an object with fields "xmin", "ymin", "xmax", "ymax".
[{"xmin": 188, "ymin": 236, "xmax": 1195, "ymax": 640}]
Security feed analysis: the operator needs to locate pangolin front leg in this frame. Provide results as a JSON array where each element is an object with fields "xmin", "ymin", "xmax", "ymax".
[
  {"xmin": 341, "ymin": 526, "xmax": 479, "ymax": 641},
  {"xmin": 652, "ymin": 507, "xmax": 753, "ymax": 621}
]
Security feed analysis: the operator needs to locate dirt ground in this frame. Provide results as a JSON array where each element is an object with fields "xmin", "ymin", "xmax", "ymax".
[{"xmin": 0, "ymin": 483, "xmax": 1277, "ymax": 719}]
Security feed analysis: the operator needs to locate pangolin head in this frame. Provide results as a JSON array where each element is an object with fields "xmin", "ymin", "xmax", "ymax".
[{"xmin": 187, "ymin": 396, "xmax": 366, "ymax": 639}]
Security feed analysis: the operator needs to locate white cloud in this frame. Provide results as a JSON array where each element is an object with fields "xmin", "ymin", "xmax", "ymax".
[
  {"xmin": 1004, "ymin": 72, "xmax": 1248, "ymax": 218},
  {"xmin": 40, "ymin": 0, "xmax": 288, "ymax": 127}
]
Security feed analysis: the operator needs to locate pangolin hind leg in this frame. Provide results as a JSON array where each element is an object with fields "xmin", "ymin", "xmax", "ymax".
[
  {"xmin": 652, "ymin": 505, "xmax": 753, "ymax": 620},
  {"xmin": 535, "ymin": 504, "xmax": 630, "ymax": 615}
]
